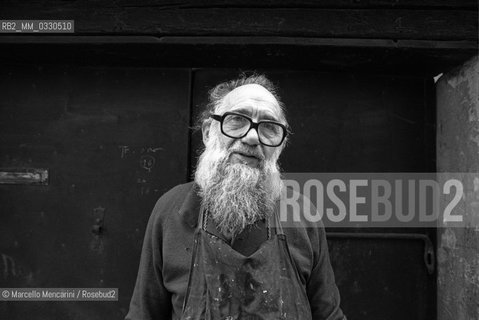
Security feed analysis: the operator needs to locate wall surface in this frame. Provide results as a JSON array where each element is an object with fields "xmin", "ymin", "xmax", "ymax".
[
  {"xmin": 437, "ymin": 56, "xmax": 479, "ymax": 320},
  {"xmin": 0, "ymin": 65, "xmax": 438, "ymax": 319}
]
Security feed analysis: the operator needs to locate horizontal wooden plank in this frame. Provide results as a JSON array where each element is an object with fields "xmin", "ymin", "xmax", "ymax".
[
  {"xmin": 1, "ymin": 36, "xmax": 476, "ymax": 50},
  {"xmin": 0, "ymin": 8, "xmax": 476, "ymax": 40},
  {"xmin": 158, "ymin": 37, "xmax": 479, "ymax": 49},
  {"xmin": 1, "ymin": 0, "xmax": 476, "ymax": 9},
  {"xmin": 0, "ymin": 40, "xmax": 475, "ymax": 76},
  {"xmin": 0, "ymin": 168, "xmax": 49, "ymax": 185},
  {"xmin": 0, "ymin": 36, "xmax": 163, "ymax": 44},
  {"xmin": 120, "ymin": 0, "xmax": 479, "ymax": 8}
]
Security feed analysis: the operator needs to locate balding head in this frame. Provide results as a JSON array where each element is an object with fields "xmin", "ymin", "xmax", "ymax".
[{"xmin": 198, "ymin": 73, "xmax": 289, "ymax": 131}]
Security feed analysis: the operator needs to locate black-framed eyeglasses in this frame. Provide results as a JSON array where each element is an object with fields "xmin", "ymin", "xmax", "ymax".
[{"xmin": 210, "ymin": 112, "xmax": 288, "ymax": 147}]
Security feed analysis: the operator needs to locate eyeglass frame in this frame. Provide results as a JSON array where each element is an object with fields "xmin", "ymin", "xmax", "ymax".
[{"xmin": 209, "ymin": 111, "xmax": 288, "ymax": 147}]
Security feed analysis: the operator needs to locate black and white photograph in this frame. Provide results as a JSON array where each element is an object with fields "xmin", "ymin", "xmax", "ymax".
[{"xmin": 0, "ymin": 1, "xmax": 478, "ymax": 319}]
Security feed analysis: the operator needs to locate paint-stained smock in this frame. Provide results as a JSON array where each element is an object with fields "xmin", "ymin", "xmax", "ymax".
[{"xmin": 125, "ymin": 182, "xmax": 346, "ymax": 320}]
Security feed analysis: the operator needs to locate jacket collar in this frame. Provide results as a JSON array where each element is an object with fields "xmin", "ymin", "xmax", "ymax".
[{"xmin": 178, "ymin": 182, "xmax": 276, "ymax": 241}]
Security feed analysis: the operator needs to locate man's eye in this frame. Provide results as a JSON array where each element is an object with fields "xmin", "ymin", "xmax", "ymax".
[
  {"xmin": 231, "ymin": 115, "xmax": 244, "ymax": 121},
  {"xmin": 225, "ymin": 115, "xmax": 248, "ymax": 125},
  {"xmin": 261, "ymin": 123, "xmax": 280, "ymax": 134},
  {"xmin": 262, "ymin": 123, "xmax": 274, "ymax": 130}
]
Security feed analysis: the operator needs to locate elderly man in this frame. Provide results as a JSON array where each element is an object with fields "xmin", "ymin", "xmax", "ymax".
[{"xmin": 126, "ymin": 74, "xmax": 346, "ymax": 320}]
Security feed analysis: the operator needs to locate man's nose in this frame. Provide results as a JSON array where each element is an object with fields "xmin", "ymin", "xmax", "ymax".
[{"xmin": 241, "ymin": 127, "xmax": 260, "ymax": 146}]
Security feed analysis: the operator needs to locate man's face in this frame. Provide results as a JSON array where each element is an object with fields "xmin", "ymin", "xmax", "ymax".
[
  {"xmin": 204, "ymin": 83, "xmax": 285, "ymax": 168},
  {"xmin": 195, "ymin": 83, "xmax": 285, "ymax": 237}
]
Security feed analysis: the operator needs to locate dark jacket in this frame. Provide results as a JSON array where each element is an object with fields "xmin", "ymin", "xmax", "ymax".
[{"xmin": 126, "ymin": 182, "xmax": 345, "ymax": 320}]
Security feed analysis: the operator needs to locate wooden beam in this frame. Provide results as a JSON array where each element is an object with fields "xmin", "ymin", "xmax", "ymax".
[
  {"xmin": 1, "ymin": 0, "xmax": 476, "ymax": 10},
  {"xmin": 0, "ymin": 37, "xmax": 475, "ymax": 76},
  {"xmin": 125, "ymin": 0, "xmax": 478, "ymax": 8},
  {"xmin": 0, "ymin": 7, "xmax": 476, "ymax": 41},
  {"xmin": 0, "ymin": 36, "xmax": 476, "ymax": 50},
  {"xmin": 0, "ymin": 36, "xmax": 163, "ymax": 44},
  {"xmin": 157, "ymin": 37, "xmax": 478, "ymax": 49}
]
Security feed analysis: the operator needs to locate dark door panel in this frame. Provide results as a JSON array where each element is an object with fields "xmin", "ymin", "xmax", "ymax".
[
  {"xmin": 0, "ymin": 66, "xmax": 191, "ymax": 319},
  {"xmin": 190, "ymin": 68, "xmax": 436, "ymax": 320}
]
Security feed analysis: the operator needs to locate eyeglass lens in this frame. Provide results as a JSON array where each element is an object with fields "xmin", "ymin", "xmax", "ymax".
[{"xmin": 222, "ymin": 114, "xmax": 284, "ymax": 146}]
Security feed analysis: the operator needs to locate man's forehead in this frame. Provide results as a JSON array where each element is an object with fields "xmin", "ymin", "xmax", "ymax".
[{"xmin": 218, "ymin": 84, "xmax": 281, "ymax": 117}]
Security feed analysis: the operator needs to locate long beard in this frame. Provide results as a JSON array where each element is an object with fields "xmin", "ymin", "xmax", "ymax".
[{"xmin": 194, "ymin": 135, "xmax": 283, "ymax": 239}]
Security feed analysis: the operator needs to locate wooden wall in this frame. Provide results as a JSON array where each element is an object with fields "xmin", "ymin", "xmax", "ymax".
[{"xmin": 1, "ymin": 0, "xmax": 477, "ymax": 75}]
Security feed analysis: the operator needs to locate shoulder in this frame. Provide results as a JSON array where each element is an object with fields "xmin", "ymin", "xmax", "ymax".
[
  {"xmin": 150, "ymin": 182, "xmax": 195, "ymax": 223},
  {"xmin": 154, "ymin": 182, "xmax": 194, "ymax": 208}
]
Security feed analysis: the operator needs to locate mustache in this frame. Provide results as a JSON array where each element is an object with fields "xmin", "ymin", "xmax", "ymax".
[{"xmin": 227, "ymin": 144, "xmax": 265, "ymax": 161}]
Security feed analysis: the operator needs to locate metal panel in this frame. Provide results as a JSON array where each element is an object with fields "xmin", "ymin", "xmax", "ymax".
[
  {"xmin": 0, "ymin": 65, "xmax": 191, "ymax": 319},
  {"xmin": 327, "ymin": 234, "xmax": 435, "ymax": 319}
]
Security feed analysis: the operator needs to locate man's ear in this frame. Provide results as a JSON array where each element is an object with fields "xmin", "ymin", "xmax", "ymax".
[{"xmin": 201, "ymin": 121, "xmax": 211, "ymax": 146}]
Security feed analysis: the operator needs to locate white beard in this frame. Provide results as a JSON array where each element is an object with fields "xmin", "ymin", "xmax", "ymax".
[{"xmin": 194, "ymin": 133, "xmax": 283, "ymax": 239}]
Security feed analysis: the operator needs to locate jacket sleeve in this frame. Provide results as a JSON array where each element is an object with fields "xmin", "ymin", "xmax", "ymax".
[
  {"xmin": 307, "ymin": 224, "xmax": 347, "ymax": 320},
  {"xmin": 304, "ymin": 203, "xmax": 347, "ymax": 320},
  {"xmin": 125, "ymin": 202, "xmax": 172, "ymax": 320}
]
